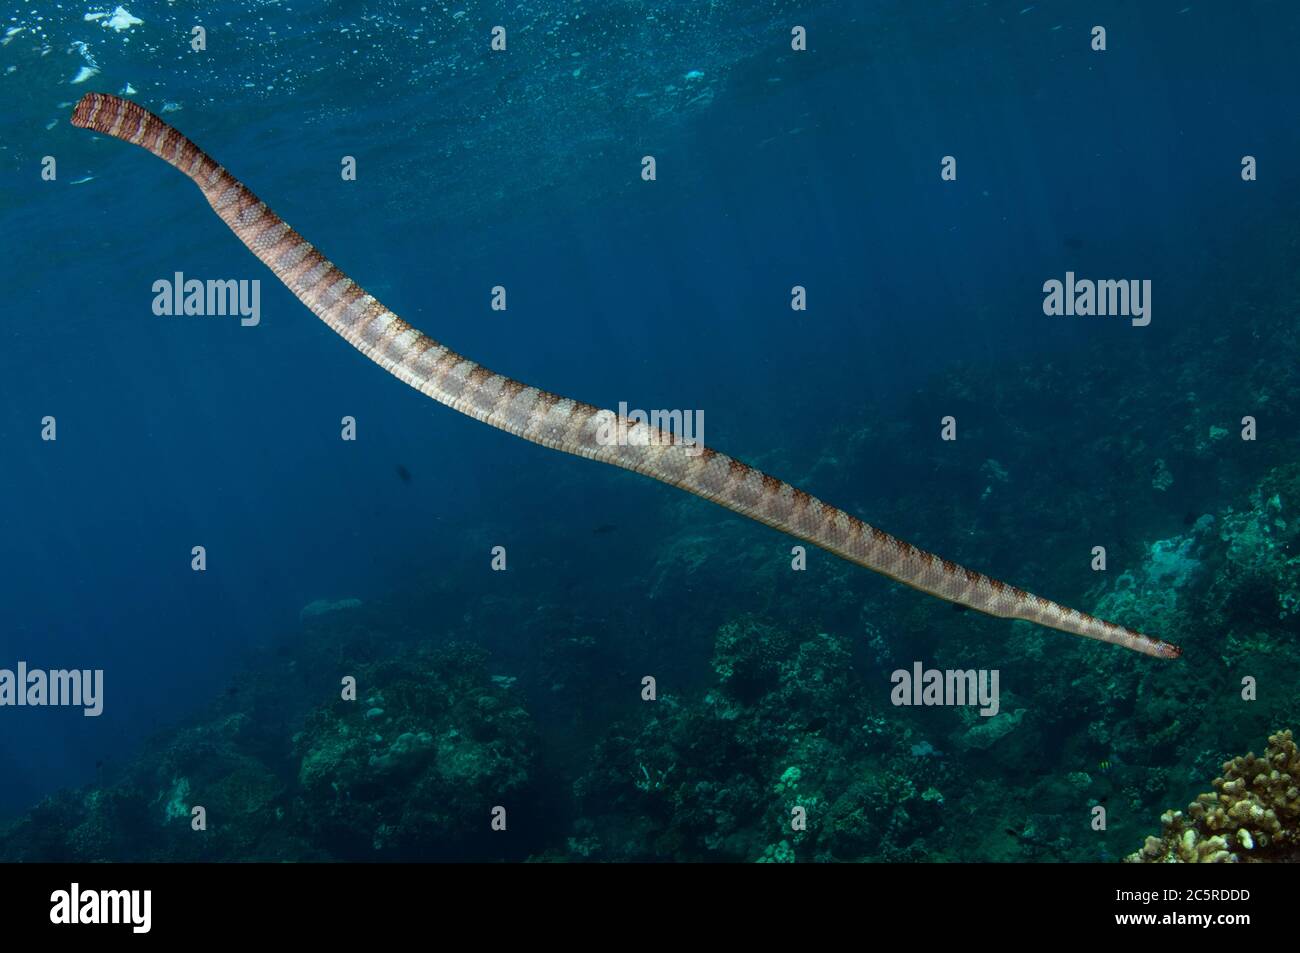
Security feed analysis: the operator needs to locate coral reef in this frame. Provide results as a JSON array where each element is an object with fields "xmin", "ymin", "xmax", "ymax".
[
  {"xmin": 0, "ymin": 639, "xmax": 536, "ymax": 862},
  {"xmin": 5, "ymin": 452, "xmax": 1300, "ymax": 865},
  {"xmin": 293, "ymin": 642, "xmax": 536, "ymax": 860},
  {"xmin": 1210, "ymin": 470, "xmax": 1300, "ymax": 626},
  {"xmin": 568, "ymin": 620, "xmax": 952, "ymax": 862},
  {"xmin": 1128, "ymin": 730, "xmax": 1300, "ymax": 862},
  {"xmin": 0, "ymin": 710, "xmax": 304, "ymax": 862}
]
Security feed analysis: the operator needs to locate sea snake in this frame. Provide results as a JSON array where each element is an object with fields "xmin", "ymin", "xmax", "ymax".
[{"xmin": 70, "ymin": 92, "xmax": 1181, "ymax": 660}]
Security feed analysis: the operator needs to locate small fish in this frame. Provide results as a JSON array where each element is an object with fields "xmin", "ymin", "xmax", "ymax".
[
  {"xmin": 952, "ymin": 602, "xmax": 969, "ymax": 613},
  {"xmin": 592, "ymin": 523, "xmax": 617, "ymax": 535},
  {"xmin": 1099, "ymin": 759, "xmax": 1112, "ymax": 773},
  {"xmin": 396, "ymin": 464, "xmax": 412, "ymax": 483}
]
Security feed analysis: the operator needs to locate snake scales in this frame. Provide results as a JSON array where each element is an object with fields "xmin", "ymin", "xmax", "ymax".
[{"xmin": 70, "ymin": 92, "xmax": 1180, "ymax": 660}]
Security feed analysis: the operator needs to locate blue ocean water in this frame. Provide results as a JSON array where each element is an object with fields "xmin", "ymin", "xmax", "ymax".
[{"xmin": 1, "ymin": 1, "xmax": 1299, "ymax": 862}]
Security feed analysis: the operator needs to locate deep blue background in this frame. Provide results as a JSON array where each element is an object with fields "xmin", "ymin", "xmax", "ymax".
[{"xmin": 1, "ymin": 1, "xmax": 1297, "ymax": 816}]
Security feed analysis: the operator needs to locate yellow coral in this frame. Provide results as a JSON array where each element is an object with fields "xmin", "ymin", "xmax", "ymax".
[{"xmin": 1126, "ymin": 729, "xmax": 1300, "ymax": 863}]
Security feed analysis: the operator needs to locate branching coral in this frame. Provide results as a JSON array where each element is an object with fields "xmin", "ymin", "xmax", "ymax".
[{"xmin": 1127, "ymin": 729, "xmax": 1300, "ymax": 862}]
